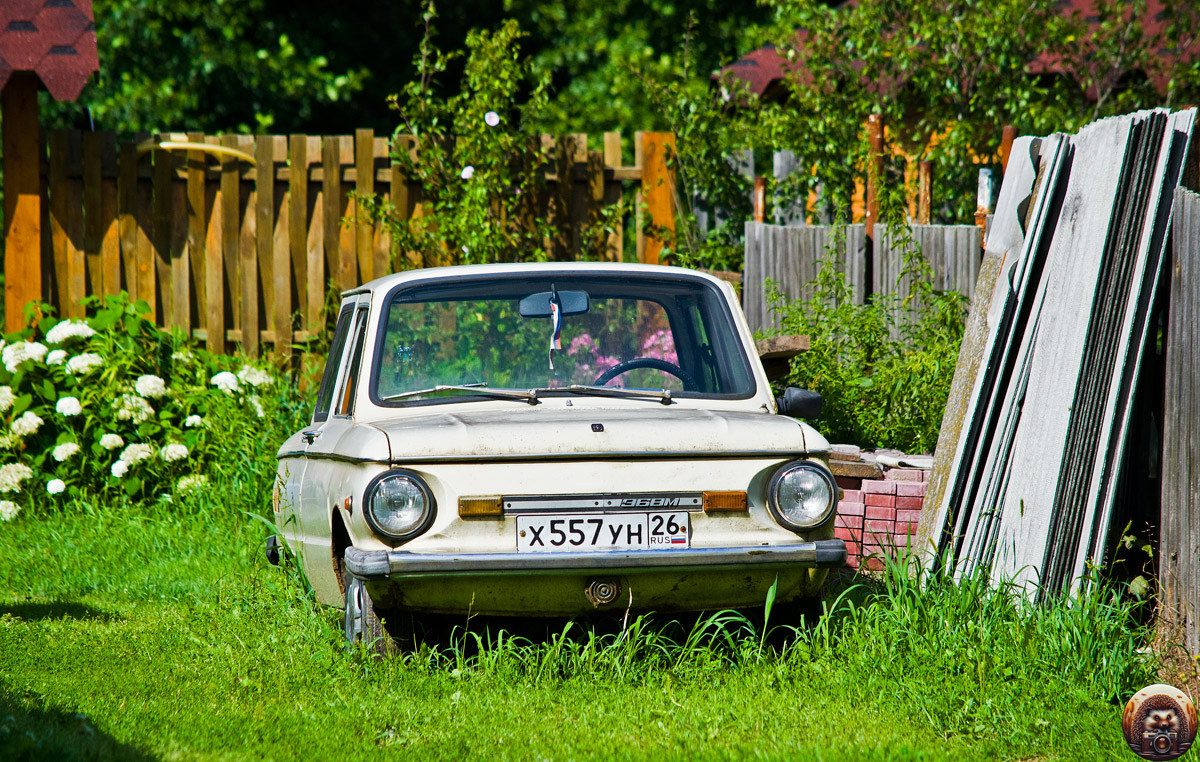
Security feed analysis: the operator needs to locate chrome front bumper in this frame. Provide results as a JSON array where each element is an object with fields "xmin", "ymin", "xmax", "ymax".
[{"xmin": 344, "ymin": 539, "xmax": 847, "ymax": 580}]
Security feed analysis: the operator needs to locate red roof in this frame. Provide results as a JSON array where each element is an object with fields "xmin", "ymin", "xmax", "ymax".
[
  {"xmin": 718, "ymin": 0, "xmax": 1194, "ymax": 102},
  {"xmin": 0, "ymin": 0, "xmax": 98, "ymax": 101}
]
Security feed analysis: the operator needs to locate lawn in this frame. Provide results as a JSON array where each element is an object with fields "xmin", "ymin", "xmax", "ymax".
[{"xmin": 0, "ymin": 491, "xmax": 1149, "ymax": 761}]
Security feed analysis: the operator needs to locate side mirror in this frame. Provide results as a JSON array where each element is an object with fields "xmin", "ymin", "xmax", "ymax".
[{"xmin": 776, "ymin": 386, "xmax": 822, "ymax": 419}]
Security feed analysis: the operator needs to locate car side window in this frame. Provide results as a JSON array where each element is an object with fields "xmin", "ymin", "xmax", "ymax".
[
  {"xmin": 336, "ymin": 306, "xmax": 370, "ymax": 417},
  {"xmin": 312, "ymin": 305, "xmax": 354, "ymax": 423}
]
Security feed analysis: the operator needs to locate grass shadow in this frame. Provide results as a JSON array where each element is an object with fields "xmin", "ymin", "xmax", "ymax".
[
  {"xmin": 0, "ymin": 686, "xmax": 160, "ymax": 762},
  {"xmin": 0, "ymin": 601, "xmax": 119, "ymax": 624}
]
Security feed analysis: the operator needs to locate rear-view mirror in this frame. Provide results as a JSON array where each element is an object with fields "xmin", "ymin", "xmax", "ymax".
[
  {"xmin": 518, "ymin": 290, "xmax": 590, "ymax": 318},
  {"xmin": 777, "ymin": 386, "xmax": 823, "ymax": 419}
]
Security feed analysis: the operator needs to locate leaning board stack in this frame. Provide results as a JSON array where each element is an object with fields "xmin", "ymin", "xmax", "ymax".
[{"xmin": 918, "ymin": 109, "xmax": 1196, "ymax": 598}]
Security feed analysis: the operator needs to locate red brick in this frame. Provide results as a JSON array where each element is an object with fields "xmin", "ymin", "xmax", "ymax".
[
  {"xmin": 896, "ymin": 481, "xmax": 927, "ymax": 497},
  {"xmin": 862, "ymin": 479, "xmax": 897, "ymax": 495},
  {"xmin": 833, "ymin": 526, "xmax": 859, "ymax": 542},
  {"xmin": 835, "ymin": 476, "xmax": 863, "ymax": 491},
  {"xmin": 842, "ymin": 540, "xmax": 860, "ymax": 558},
  {"xmin": 922, "ymin": 470, "xmax": 931, "ymax": 482},
  {"xmin": 896, "ymin": 495, "xmax": 924, "ymax": 511},
  {"xmin": 866, "ymin": 518, "xmax": 893, "ymax": 533},
  {"xmin": 865, "ymin": 505, "xmax": 895, "ymax": 520},
  {"xmin": 836, "ymin": 513, "xmax": 863, "ymax": 530},
  {"xmin": 896, "ymin": 509, "xmax": 922, "ymax": 524},
  {"xmin": 838, "ymin": 501, "xmax": 865, "ymax": 516},
  {"xmin": 861, "ymin": 555, "xmax": 886, "ymax": 571},
  {"xmin": 885, "ymin": 468, "xmax": 925, "ymax": 482},
  {"xmin": 896, "ymin": 521, "xmax": 916, "ymax": 535},
  {"xmin": 845, "ymin": 556, "xmax": 861, "ymax": 570},
  {"xmin": 865, "ymin": 493, "xmax": 895, "ymax": 508},
  {"xmin": 841, "ymin": 489, "xmax": 863, "ymax": 503}
]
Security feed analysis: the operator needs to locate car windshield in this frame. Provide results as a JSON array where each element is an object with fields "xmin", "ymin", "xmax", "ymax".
[{"xmin": 370, "ymin": 272, "xmax": 756, "ymax": 405}]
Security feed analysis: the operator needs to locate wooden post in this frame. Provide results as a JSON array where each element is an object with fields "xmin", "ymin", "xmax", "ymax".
[
  {"xmin": 354, "ymin": 128, "xmax": 374, "ymax": 282},
  {"xmin": 999, "ymin": 125, "xmax": 1018, "ymax": 174},
  {"xmin": 602, "ymin": 131, "xmax": 623, "ymax": 261},
  {"xmin": 3, "ymin": 73, "xmax": 42, "ymax": 331},
  {"xmin": 752, "ymin": 176, "xmax": 766, "ymax": 223},
  {"xmin": 918, "ymin": 160, "xmax": 933, "ymax": 225},
  {"xmin": 640, "ymin": 131, "xmax": 675, "ymax": 265},
  {"xmin": 864, "ymin": 113, "xmax": 884, "ymax": 298}
]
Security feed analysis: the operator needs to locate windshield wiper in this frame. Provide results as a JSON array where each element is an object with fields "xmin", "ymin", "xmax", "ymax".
[
  {"xmin": 546, "ymin": 385, "xmax": 673, "ymax": 405},
  {"xmin": 382, "ymin": 385, "xmax": 540, "ymax": 404}
]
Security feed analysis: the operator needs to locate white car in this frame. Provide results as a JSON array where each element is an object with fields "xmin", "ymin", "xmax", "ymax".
[{"xmin": 272, "ymin": 263, "xmax": 845, "ymax": 651}]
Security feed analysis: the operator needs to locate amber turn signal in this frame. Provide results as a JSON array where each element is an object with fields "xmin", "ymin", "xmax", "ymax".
[
  {"xmin": 459, "ymin": 495, "xmax": 503, "ymax": 518},
  {"xmin": 703, "ymin": 491, "xmax": 748, "ymax": 513}
]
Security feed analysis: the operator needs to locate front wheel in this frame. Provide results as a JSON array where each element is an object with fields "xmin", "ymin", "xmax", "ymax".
[{"xmin": 341, "ymin": 566, "xmax": 399, "ymax": 656}]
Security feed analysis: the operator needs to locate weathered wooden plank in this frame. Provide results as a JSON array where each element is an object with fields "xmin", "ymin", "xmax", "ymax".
[
  {"xmin": 354, "ymin": 128, "xmax": 375, "ymax": 283},
  {"xmin": 288, "ymin": 135, "xmax": 309, "ymax": 333},
  {"xmin": 306, "ymin": 135, "xmax": 325, "ymax": 334},
  {"xmin": 273, "ymin": 135, "xmax": 292, "ymax": 361},
  {"xmin": 134, "ymin": 134, "xmax": 155, "ymax": 315},
  {"xmin": 641, "ymin": 132, "xmax": 675, "ymax": 265},
  {"xmin": 183, "ymin": 132, "xmax": 207, "ymax": 331},
  {"xmin": 117, "ymin": 141, "xmax": 139, "ymax": 300},
  {"xmin": 48, "ymin": 131, "xmax": 71, "ymax": 317},
  {"xmin": 3, "ymin": 74, "xmax": 42, "ymax": 330},
  {"xmin": 216, "ymin": 135, "xmax": 243, "ymax": 354},
  {"xmin": 99, "ymin": 133, "xmax": 121, "ymax": 297},
  {"xmin": 373, "ymin": 135, "xmax": 391, "ymax": 278},
  {"xmin": 322, "ymin": 136, "xmax": 345, "ymax": 291},
  {"xmin": 602, "ymin": 131, "xmax": 624, "ymax": 261},
  {"xmin": 63, "ymin": 132, "xmax": 86, "ymax": 319},
  {"xmin": 244, "ymin": 136, "xmax": 271, "ymax": 357},
  {"xmin": 82, "ymin": 131, "xmax": 103, "ymax": 298},
  {"xmin": 338, "ymin": 136, "xmax": 356, "ymax": 286},
  {"xmin": 151, "ymin": 141, "xmax": 177, "ymax": 323}
]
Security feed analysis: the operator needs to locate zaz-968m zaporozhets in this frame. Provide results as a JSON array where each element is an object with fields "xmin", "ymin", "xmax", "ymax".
[{"xmin": 271, "ymin": 263, "xmax": 845, "ymax": 651}]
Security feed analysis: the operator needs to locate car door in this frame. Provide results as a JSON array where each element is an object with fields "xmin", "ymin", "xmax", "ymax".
[{"xmin": 299, "ymin": 295, "xmax": 372, "ymax": 551}]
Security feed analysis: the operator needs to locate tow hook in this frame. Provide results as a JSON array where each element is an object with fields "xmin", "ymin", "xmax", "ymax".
[{"xmin": 584, "ymin": 577, "xmax": 621, "ymax": 607}]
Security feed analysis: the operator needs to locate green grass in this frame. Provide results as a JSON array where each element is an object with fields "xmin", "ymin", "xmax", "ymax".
[{"xmin": 0, "ymin": 491, "xmax": 1156, "ymax": 761}]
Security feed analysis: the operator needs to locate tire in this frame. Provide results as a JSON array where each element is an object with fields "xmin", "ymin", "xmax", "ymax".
[{"xmin": 341, "ymin": 566, "xmax": 399, "ymax": 656}]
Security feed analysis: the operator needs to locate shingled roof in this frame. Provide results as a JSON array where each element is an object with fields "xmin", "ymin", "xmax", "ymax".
[{"xmin": 0, "ymin": 0, "xmax": 97, "ymax": 101}]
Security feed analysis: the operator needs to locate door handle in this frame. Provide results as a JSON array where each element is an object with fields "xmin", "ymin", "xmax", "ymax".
[{"xmin": 301, "ymin": 430, "xmax": 322, "ymax": 444}]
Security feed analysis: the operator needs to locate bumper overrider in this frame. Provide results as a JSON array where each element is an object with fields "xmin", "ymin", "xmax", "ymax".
[{"xmin": 345, "ymin": 539, "xmax": 847, "ymax": 580}]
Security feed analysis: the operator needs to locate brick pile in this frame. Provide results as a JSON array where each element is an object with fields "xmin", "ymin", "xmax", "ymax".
[{"xmin": 833, "ymin": 465, "xmax": 930, "ymax": 571}]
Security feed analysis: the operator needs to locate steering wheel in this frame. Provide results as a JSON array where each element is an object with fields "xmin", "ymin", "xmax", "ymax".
[{"xmin": 593, "ymin": 358, "xmax": 698, "ymax": 392}]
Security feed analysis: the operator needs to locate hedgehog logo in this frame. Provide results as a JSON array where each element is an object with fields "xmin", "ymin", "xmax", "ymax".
[{"xmin": 1123, "ymin": 684, "xmax": 1198, "ymax": 760}]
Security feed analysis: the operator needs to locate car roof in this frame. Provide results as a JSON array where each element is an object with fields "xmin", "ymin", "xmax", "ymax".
[{"xmin": 346, "ymin": 262, "xmax": 729, "ymax": 298}]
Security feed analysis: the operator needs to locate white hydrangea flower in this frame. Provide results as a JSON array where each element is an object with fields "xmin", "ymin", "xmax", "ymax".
[
  {"xmin": 2, "ymin": 341, "xmax": 48, "ymax": 372},
  {"xmin": 484, "ymin": 110, "xmax": 500, "ymax": 127},
  {"xmin": 0, "ymin": 500, "xmax": 20, "ymax": 521},
  {"xmin": 171, "ymin": 349, "xmax": 194, "ymax": 364},
  {"xmin": 460, "ymin": 165, "xmax": 475, "ymax": 180},
  {"xmin": 99, "ymin": 433, "xmax": 124, "ymax": 450},
  {"xmin": 46, "ymin": 479, "xmax": 65, "ymax": 495},
  {"xmin": 211, "ymin": 371, "xmax": 239, "ymax": 394},
  {"xmin": 0, "ymin": 387, "xmax": 14, "ymax": 413},
  {"xmin": 134, "ymin": 374, "xmax": 168, "ymax": 399},
  {"xmin": 0, "ymin": 433, "xmax": 18, "ymax": 451},
  {"xmin": 118, "ymin": 443, "xmax": 154, "ymax": 464},
  {"xmin": 160, "ymin": 444, "xmax": 188, "ymax": 462},
  {"xmin": 236, "ymin": 365, "xmax": 273, "ymax": 387},
  {"xmin": 177, "ymin": 474, "xmax": 209, "ymax": 494},
  {"xmin": 46, "ymin": 349, "xmax": 67, "ymax": 366},
  {"xmin": 111, "ymin": 460, "xmax": 129, "ymax": 478},
  {"xmin": 66, "ymin": 353, "xmax": 103, "ymax": 375},
  {"xmin": 55, "ymin": 397, "xmax": 82, "ymax": 416},
  {"xmin": 184, "ymin": 415, "xmax": 204, "ymax": 428},
  {"xmin": 45, "ymin": 320, "xmax": 96, "ymax": 344},
  {"xmin": 52, "ymin": 442, "xmax": 80, "ymax": 462},
  {"xmin": 0, "ymin": 463, "xmax": 33, "ymax": 493},
  {"xmin": 114, "ymin": 394, "xmax": 154, "ymax": 424},
  {"xmin": 10, "ymin": 411, "xmax": 43, "ymax": 437},
  {"xmin": 249, "ymin": 396, "xmax": 265, "ymax": 418}
]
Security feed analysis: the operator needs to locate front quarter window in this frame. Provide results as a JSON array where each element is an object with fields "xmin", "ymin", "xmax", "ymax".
[{"xmin": 313, "ymin": 305, "xmax": 354, "ymax": 423}]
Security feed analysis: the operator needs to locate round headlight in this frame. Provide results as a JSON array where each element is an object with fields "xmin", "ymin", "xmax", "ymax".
[
  {"xmin": 767, "ymin": 461, "xmax": 836, "ymax": 531},
  {"xmin": 364, "ymin": 470, "xmax": 435, "ymax": 542}
]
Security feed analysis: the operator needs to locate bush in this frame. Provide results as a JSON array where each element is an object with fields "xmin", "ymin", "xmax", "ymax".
[
  {"xmin": 769, "ymin": 223, "xmax": 967, "ymax": 452},
  {"xmin": 0, "ymin": 294, "xmax": 307, "ymax": 520}
]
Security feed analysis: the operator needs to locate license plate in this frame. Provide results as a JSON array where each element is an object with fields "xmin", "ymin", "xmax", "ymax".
[{"xmin": 516, "ymin": 512, "xmax": 690, "ymax": 552}]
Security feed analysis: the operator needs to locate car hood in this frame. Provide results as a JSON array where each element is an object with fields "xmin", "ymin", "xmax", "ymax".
[{"xmin": 373, "ymin": 406, "xmax": 826, "ymax": 462}]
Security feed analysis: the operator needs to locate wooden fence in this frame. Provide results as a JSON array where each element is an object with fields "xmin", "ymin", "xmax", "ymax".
[
  {"xmin": 742, "ymin": 220, "xmax": 981, "ymax": 333},
  {"xmin": 21, "ymin": 128, "xmax": 676, "ymax": 357}
]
